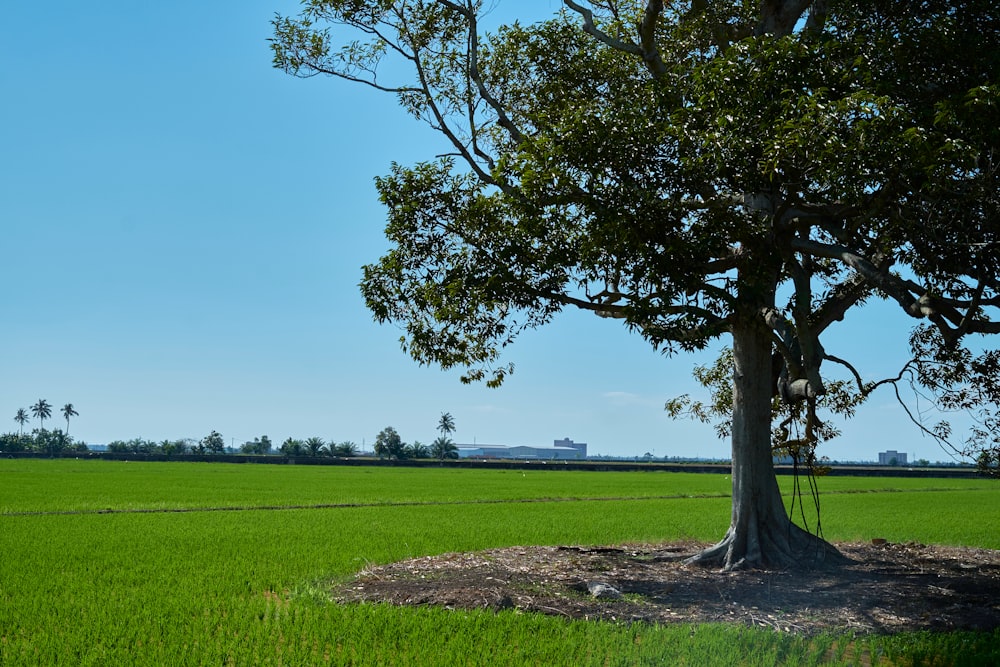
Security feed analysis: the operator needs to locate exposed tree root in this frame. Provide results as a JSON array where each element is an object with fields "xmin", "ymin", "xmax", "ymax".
[{"xmin": 687, "ymin": 518, "xmax": 847, "ymax": 571}]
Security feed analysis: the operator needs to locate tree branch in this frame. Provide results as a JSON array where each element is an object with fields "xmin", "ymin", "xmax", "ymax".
[
  {"xmin": 809, "ymin": 271, "xmax": 873, "ymax": 334},
  {"xmin": 441, "ymin": 0, "xmax": 526, "ymax": 146},
  {"xmin": 756, "ymin": 0, "xmax": 814, "ymax": 37},
  {"xmin": 823, "ymin": 353, "xmax": 866, "ymax": 394},
  {"xmin": 792, "ymin": 236, "xmax": 1000, "ymax": 343},
  {"xmin": 636, "ymin": 0, "xmax": 668, "ymax": 78},
  {"xmin": 563, "ymin": 0, "xmax": 667, "ymax": 79},
  {"xmin": 407, "ymin": 34, "xmax": 496, "ymax": 187},
  {"xmin": 562, "ymin": 1, "xmax": 643, "ymax": 56}
]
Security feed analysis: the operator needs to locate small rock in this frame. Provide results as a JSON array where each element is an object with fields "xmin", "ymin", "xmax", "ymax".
[
  {"xmin": 492, "ymin": 595, "xmax": 514, "ymax": 610},
  {"xmin": 587, "ymin": 582, "xmax": 622, "ymax": 599}
]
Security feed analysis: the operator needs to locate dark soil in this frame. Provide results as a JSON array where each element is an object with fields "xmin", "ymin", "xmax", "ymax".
[{"xmin": 330, "ymin": 541, "xmax": 1000, "ymax": 635}]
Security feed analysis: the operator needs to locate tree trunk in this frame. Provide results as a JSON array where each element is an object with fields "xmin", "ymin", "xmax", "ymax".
[{"xmin": 687, "ymin": 318, "xmax": 844, "ymax": 570}]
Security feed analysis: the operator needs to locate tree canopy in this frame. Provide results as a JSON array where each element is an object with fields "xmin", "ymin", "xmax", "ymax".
[{"xmin": 272, "ymin": 0, "xmax": 1000, "ymax": 567}]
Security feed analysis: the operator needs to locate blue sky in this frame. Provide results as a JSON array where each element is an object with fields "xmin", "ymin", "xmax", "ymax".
[{"xmin": 0, "ymin": 1, "xmax": 965, "ymax": 461}]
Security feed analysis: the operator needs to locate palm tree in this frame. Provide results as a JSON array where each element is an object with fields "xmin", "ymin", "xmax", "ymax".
[
  {"xmin": 14, "ymin": 408, "xmax": 29, "ymax": 436},
  {"xmin": 31, "ymin": 399, "xmax": 52, "ymax": 431},
  {"xmin": 62, "ymin": 403, "xmax": 79, "ymax": 435},
  {"xmin": 407, "ymin": 441, "xmax": 431, "ymax": 459},
  {"xmin": 333, "ymin": 441, "xmax": 358, "ymax": 457},
  {"xmin": 431, "ymin": 436, "xmax": 459, "ymax": 461},
  {"xmin": 279, "ymin": 438, "xmax": 305, "ymax": 456},
  {"xmin": 434, "ymin": 413, "xmax": 458, "ymax": 462},
  {"xmin": 305, "ymin": 436, "xmax": 325, "ymax": 457},
  {"xmin": 437, "ymin": 412, "xmax": 456, "ymax": 439}
]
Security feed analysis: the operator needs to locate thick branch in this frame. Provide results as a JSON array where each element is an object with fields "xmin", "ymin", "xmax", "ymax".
[
  {"xmin": 785, "ymin": 254, "xmax": 826, "ymax": 397},
  {"xmin": 636, "ymin": 1, "xmax": 668, "ymax": 78},
  {"xmin": 790, "ymin": 237, "xmax": 979, "ymax": 333},
  {"xmin": 563, "ymin": 1, "xmax": 642, "ymax": 55},
  {"xmin": 809, "ymin": 271, "xmax": 872, "ymax": 334},
  {"xmin": 756, "ymin": 0, "xmax": 814, "ymax": 37},
  {"xmin": 790, "ymin": 237, "xmax": 929, "ymax": 319},
  {"xmin": 563, "ymin": 0, "xmax": 667, "ymax": 79},
  {"xmin": 804, "ymin": 0, "xmax": 829, "ymax": 33}
]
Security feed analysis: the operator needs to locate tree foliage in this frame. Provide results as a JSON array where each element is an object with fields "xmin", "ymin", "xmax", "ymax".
[
  {"xmin": 274, "ymin": 0, "xmax": 998, "ymax": 411},
  {"xmin": 437, "ymin": 412, "xmax": 456, "ymax": 438},
  {"xmin": 431, "ymin": 435, "xmax": 459, "ymax": 460},
  {"xmin": 13, "ymin": 408, "xmax": 29, "ymax": 436},
  {"xmin": 328, "ymin": 440, "xmax": 359, "ymax": 456},
  {"xmin": 241, "ymin": 435, "xmax": 274, "ymax": 455},
  {"xmin": 31, "ymin": 399, "xmax": 52, "ymax": 430},
  {"xmin": 373, "ymin": 426, "xmax": 406, "ymax": 459},
  {"xmin": 406, "ymin": 440, "xmax": 431, "ymax": 458},
  {"xmin": 61, "ymin": 403, "xmax": 79, "ymax": 435},
  {"xmin": 200, "ymin": 430, "xmax": 226, "ymax": 455}
]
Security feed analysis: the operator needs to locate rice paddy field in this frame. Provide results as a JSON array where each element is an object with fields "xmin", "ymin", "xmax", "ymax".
[{"xmin": 1, "ymin": 459, "xmax": 997, "ymax": 665}]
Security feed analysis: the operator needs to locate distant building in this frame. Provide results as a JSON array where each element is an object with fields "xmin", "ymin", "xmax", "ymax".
[
  {"xmin": 456, "ymin": 437, "xmax": 587, "ymax": 460},
  {"xmin": 553, "ymin": 438, "xmax": 587, "ymax": 458},
  {"xmin": 878, "ymin": 450, "xmax": 908, "ymax": 465}
]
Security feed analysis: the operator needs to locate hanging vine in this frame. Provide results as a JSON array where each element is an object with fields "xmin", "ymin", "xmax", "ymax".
[{"xmin": 774, "ymin": 397, "xmax": 832, "ymax": 542}]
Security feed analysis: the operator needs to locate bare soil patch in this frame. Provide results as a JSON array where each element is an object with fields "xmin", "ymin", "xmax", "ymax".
[{"xmin": 331, "ymin": 541, "xmax": 1000, "ymax": 635}]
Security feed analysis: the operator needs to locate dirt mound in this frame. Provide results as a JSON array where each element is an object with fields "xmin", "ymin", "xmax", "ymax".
[{"xmin": 331, "ymin": 541, "xmax": 1000, "ymax": 635}]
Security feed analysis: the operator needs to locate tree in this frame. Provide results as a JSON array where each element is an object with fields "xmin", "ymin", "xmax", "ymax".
[
  {"xmin": 31, "ymin": 399, "xmax": 52, "ymax": 431},
  {"xmin": 430, "ymin": 436, "xmax": 459, "ymax": 461},
  {"xmin": 437, "ymin": 412, "xmax": 456, "ymax": 439},
  {"xmin": 14, "ymin": 408, "xmax": 29, "ymax": 436},
  {"xmin": 200, "ymin": 430, "xmax": 226, "ymax": 455},
  {"xmin": 406, "ymin": 441, "xmax": 431, "ymax": 458},
  {"xmin": 330, "ymin": 440, "xmax": 358, "ymax": 457},
  {"xmin": 373, "ymin": 426, "xmax": 406, "ymax": 459},
  {"xmin": 279, "ymin": 437, "xmax": 305, "ymax": 456},
  {"xmin": 273, "ymin": 1, "xmax": 1000, "ymax": 569},
  {"xmin": 241, "ymin": 435, "xmax": 273, "ymax": 455},
  {"xmin": 305, "ymin": 436, "xmax": 326, "ymax": 457},
  {"xmin": 433, "ymin": 412, "xmax": 459, "ymax": 461},
  {"xmin": 62, "ymin": 403, "xmax": 79, "ymax": 435},
  {"xmin": 162, "ymin": 439, "xmax": 191, "ymax": 456},
  {"xmin": 107, "ymin": 438, "xmax": 156, "ymax": 454},
  {"xmin": 36, "ymin": 429, "xmax": 70, "ymax": 457},
  {"xmin": 0, "ymin": 432, "xmax": 29, "ymax": 453}
]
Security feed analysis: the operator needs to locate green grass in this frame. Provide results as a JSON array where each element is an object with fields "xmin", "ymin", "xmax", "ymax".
[
  {"xmin": 0, "ymin": 459, "xmax": 997, "ymax": 665},
  {"xmin": 0, "ymin": 459, "xmax": 738, "ymax": 513}
]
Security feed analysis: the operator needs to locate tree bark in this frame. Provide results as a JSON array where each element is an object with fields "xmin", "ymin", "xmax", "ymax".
[{"xmin": 687, "ymin": 318, "xmax": 844, "ymax": 570}]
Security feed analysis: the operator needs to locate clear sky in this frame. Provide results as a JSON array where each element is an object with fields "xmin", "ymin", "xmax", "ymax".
[{"xmin": 0, "ymin": 1, "xmax": 968, "ymax": 462}]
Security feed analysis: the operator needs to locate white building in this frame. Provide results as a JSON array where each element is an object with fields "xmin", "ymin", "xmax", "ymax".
[
  {"xmin": 878, "ymin": 450, "xmax": 908, "ymax": 465},
  {"xmin": 457, "ymin": 438, "xmax": 587, "ymax": 460}
]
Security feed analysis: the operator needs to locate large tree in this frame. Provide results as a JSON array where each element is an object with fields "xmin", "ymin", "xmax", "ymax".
[{"xmin": 272, "ymin": 0, "xmax": 1000, "ymax": 569}]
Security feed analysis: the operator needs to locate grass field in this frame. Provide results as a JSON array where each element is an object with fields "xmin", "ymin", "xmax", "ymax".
[{"xmin": 1, "ymin": 459, "xmax": 997, "ymax": 665}]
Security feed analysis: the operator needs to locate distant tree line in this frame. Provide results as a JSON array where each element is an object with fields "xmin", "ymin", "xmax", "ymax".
[
  {"xmin": 372, "ymin": 413, "xmax": 459, "ymax": 462},
  {"xmin": 97, "ymin": 432, "xmax": 362, "ymax": 457},
  {"xmin": 1, "ymin": 399, "xmax": 88, "ymax": 455},
  {"xmin": 2, "ymin": 405, "xmax": 464, "ymax": 463}
]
